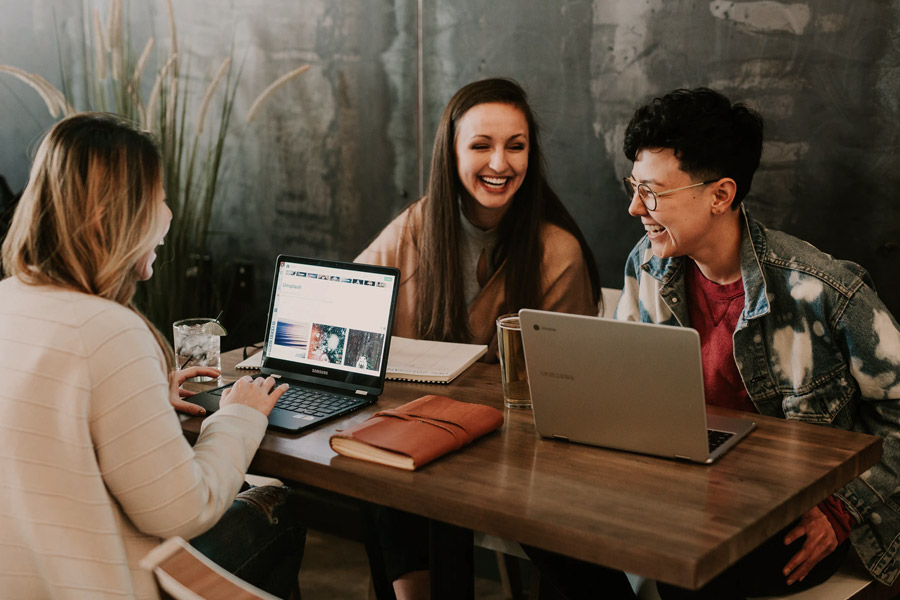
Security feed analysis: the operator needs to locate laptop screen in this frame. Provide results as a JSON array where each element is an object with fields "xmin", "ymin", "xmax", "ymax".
[{"xmin": 261, "ymin": 255, "xmax": 399, "ymax": 394}]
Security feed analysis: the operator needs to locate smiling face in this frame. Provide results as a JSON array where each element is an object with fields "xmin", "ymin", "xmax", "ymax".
[
  {"xmin": 627, "ymin": 147, "xmax": 719, "ymax": 261},
  {"xmin": 135, "ymin": 188, "xmax": 172, "ymax": 281},
  {"xmin": 454, "ymin": 102, "xmax": 529, "ymax": 229}
]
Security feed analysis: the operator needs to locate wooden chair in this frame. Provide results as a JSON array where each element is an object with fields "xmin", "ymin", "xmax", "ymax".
[
  {"xmin": 141, "ymin": 536, "xmax": 280, "ymax": 600},
  {"xmin": 143, "ymin": 475, "xmax": 289, "ymax": 599},
  {"xmin": 600, "ymin": 287, "xmax": 622, "ymax": 319},
  {"xmin": 140, "ymin": 477, "xmax": 288, "ymax": 599}
]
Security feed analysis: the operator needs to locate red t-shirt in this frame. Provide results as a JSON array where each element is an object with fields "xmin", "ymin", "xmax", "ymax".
[
  {"xmin": 684, "ymin": 259, "xmax": 854, "ymax": 543},
  {"xmin": 684, "ymin": 260, "xmax": 754, "ymax": 413}
]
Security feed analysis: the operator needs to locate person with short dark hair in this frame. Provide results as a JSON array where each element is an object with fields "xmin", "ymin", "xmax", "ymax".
[{"xmin": 617, "ymin": 87, "xmax": 900, "ymax": 597}]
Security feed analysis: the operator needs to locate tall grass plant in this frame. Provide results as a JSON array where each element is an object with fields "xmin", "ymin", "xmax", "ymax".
[{"xmin": 1, "ymin": 0, "xmax": 308, "ymax": 336}]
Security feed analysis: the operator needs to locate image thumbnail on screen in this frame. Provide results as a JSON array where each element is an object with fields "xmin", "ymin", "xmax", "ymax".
[
  {"xmin": 308, "ymin": 323, "xmax": 347, "ymax": 364},
  {"xmin": 273, "ymin": 320, "xmax": 310, "ymax": 353},
  {"xmin": 344, "ymin": 330, "xmax": 385, "ymax": 371}
]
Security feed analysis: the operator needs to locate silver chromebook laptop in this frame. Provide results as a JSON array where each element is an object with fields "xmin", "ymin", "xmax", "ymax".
[
  {"xmin": 518, "ymin": 309, "xmax": 755, "ymax": 464},
  {"xmin": 187, "ymin": 255, "xmax": 400, "ymax": 433}
]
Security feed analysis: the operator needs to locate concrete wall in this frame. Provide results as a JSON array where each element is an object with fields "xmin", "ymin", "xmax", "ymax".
[{"xmin": 2, "ymin": 0, "xmax": 900, "ymax": 323}]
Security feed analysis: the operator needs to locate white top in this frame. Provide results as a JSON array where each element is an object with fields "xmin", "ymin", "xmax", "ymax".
[{"xmin": 0, "ymin": 277, "xmax": 268, "ymax": 599}]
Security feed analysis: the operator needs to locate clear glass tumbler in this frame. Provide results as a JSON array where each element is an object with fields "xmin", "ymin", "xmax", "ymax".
[
  {"xmin": 173, "ymin": 318, "xmax": 222, "ymax": 381},
  {"xmin": 496, "ymin": 314, "xmax": 531, "ymax": 409}
]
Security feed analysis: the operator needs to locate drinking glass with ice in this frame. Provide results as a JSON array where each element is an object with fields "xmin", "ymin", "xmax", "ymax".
[{"xmin": 173, "ymin": 318, "xmax": 226, "ymax": 381}]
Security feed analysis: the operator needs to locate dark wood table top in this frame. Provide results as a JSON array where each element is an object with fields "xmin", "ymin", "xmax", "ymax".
[{"xmin": 182, "ymin": 347, "xmax": 882, "ymax": 589}]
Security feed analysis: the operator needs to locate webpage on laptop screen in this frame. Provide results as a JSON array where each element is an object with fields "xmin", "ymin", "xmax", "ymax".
[{"xmin": 265, "ymin": 260, "xmax": 396, "ymax": 376}]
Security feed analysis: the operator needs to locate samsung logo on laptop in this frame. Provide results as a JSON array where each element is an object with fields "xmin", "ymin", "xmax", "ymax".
[
  {"xmin": 312, "ymin": 368, "xmax": 329, "ymax": 375},
  {"xmin": 540, "ymin": 370, "xmax": 574, "ymax": 381}
]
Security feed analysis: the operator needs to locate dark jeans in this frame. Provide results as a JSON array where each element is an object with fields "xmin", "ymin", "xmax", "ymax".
[
  {"xmin": 520, "ymin": 516, "xmax": 851, "ymax": 600},
  {"xmin": 363, "ymin": 504, "xmax": 429, "ymax": 582},
  {"xmin": 656, "ymin": 519, "xmax": 850, "ymax": 600},
  {"xmin": 190, "ymin": 484, "xmax": 307, "ymax": 599},
  {"xmin": 523, "ymin": 545, "xmax": 638, "ymax": 600},
  {"xmin": 362, "ymin": 504, "xmax": 638, "ymax": 599}
]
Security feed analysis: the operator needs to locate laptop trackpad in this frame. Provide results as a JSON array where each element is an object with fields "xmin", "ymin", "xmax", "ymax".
[
  {"xmin": 185, "ymin": 388, "xmax": 225, "ymax": 415},
  {"xmin": 268, "ymin": 406, "xmax": 318, "ymax": 431}
]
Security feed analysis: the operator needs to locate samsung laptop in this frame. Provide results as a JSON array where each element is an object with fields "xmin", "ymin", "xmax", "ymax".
[
  {"xmin": 187, "ymin": 255, "xmax": 400, "ymax": 433},
  {"xmin": 518, "ymin": 309, "xmax": 755, "ymax": 464}
]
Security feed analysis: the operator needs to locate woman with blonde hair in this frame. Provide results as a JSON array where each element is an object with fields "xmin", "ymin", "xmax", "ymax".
[{"xmin": 0, "ymin": 113, "xmax": 304, "ymax": 599}]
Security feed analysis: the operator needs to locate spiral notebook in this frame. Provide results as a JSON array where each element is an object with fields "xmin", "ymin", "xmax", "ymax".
[
  {"xmin": 238, "ymin": 336, "xmax": 486, "ymax": 384},
  {"xmin": 385, "ymin": 337, "xmax": 487, "ymax": 383}
]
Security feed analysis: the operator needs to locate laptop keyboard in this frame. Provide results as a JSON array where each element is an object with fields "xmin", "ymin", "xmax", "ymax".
[
  {"xmin": 708, "ymin": 429, "xmax": 734, "ymax": 453},
  {"xmin": 208, "ymin": 384, "xmax": 359, "ymax": 418},
  {"xmin": 275, "ymin": 386, "xmax": 360, "ymax": 417}
]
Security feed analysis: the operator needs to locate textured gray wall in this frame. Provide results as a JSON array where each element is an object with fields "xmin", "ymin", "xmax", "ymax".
[{"xmin": 2, "ymin": 0, "xmax": 900, "ymax": 324}]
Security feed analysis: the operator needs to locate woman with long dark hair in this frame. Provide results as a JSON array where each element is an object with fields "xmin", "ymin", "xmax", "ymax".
[
  {"xmin": 358, "ymin": 78, "xmax": 602, "ymax": 598},
  {"xmin": 358, "ymin": 77, "xmax": 600, "ymax": 358}
]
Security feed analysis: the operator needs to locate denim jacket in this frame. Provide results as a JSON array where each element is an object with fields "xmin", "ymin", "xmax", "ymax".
[{"xmin": 615, "ymin": 208, "xmax": 900, "ymax": 585}]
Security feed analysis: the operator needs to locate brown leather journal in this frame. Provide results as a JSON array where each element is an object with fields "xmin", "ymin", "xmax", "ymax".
[{"xmin": 329, "ymin": 395, "xmax": 504, "ymax": 470}]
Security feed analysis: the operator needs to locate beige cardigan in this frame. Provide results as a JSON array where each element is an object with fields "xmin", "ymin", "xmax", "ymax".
[
  {"xmin": 356, "ymin": 199, "xmax": 597, "ymax": 358},
  {"xmin": 0, "ymin": 277, "xmax": 268, "ymax": 599}
]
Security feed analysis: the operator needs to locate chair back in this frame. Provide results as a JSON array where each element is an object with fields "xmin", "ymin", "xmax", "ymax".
[
  {"xmin": 600, "ymin": 287, "xmax": 622, "ymax": 319},
  {"xmin": 141, "ymin": 537, "xmax": 280, "ymax": 600}
]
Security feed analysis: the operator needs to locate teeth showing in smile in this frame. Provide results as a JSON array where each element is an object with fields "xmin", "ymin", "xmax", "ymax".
[
  {"xmin": 480, "ymin": 176, "xmax": 507, "ymax": 189},
  {"xmin": 645, "ymin": 224, "xmax": 666, "ymax": 234}
]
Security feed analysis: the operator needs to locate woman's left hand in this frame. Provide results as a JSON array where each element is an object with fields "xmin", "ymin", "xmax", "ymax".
[{"xmin": 169, "ymin": 367, "xmax": 221, "ymax": 416}]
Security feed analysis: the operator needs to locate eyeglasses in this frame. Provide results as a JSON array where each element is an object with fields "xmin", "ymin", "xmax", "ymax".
[{"xmin": 622, "ymin": 177, "xmax": 718, "ymax": 211}]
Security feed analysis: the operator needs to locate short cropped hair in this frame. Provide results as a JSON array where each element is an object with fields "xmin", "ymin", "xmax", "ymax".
[{"xmin": 623, "ymin": 88, "xmax": 764, "ymax": 205}]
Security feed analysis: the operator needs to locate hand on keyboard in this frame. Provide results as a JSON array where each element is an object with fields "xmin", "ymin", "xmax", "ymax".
[{"xmin": 221, "ymin": 376, "xmax": 289, "ymax": 417}]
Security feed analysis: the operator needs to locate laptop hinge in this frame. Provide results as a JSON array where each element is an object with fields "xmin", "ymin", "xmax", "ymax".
[
  {"xmin": 551, "ymin": 434, "xmax": 569, "ymax": 442},
  {"xmin": 355, "ymin": 390, "xmax": 368, "ymax": 396}
]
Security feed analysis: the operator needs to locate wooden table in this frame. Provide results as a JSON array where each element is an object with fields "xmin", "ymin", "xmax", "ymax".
[{"xmin": 183, "ymin": 347, "xmax": 881, "ymax": 594}]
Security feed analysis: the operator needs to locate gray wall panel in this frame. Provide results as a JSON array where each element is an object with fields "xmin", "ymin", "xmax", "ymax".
[{"xmin": 2, "ymin": 0, "xmax": 900, "ymax": 321}]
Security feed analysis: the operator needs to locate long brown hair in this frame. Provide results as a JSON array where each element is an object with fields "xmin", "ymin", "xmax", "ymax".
[
  {"xmin": 415, "ymin": 78, "xmax": 600, "ymax": 342},
  {"xmin": 1, "ymin": 112, "xmax": 175, "ymax": 370}
]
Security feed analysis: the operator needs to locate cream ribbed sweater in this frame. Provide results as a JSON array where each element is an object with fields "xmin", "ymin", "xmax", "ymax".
[{"xmin": 0, "ymin": 277, "xmax": 268, "ymax": 599}]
